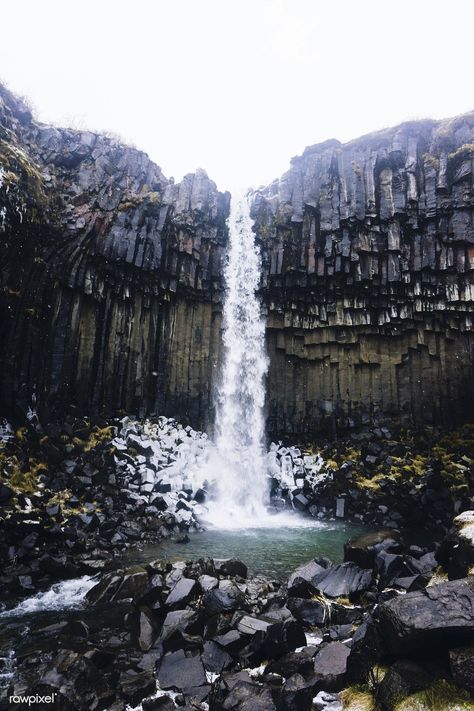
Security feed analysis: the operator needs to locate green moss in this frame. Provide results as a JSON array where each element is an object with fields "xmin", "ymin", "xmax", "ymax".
[
  {"xmin": 83, "ymin": 425, "xmax": 115, "ymax": 452},
  {"xmin": 423, "ymin": 153, "xmax": 440, "ymax": 171},
  {"xmin": 448, "ymin": 143, "xmax": 474, "ymax": 162},
  {"xmin": 393, "ymin": 679, "xmax": 474, "ymax": 710}
]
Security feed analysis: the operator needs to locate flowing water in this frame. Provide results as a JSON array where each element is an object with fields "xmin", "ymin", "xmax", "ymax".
[{"xmin": 203, "ymin": 192, "xmax": 270, "ymax": 528}]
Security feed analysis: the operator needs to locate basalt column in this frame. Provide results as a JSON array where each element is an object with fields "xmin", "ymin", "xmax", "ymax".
[
  {"xmin": 251, "ymin": 116, "xmax": 474, "ymax": 436},
  {"xmin": 0, "ymin": 85, "xmax": 229, "ymax": 427}
]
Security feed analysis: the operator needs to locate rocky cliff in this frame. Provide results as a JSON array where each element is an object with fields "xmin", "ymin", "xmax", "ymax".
[
  {"xmin": 251, "ymin": 117, "xmax": 474, "ymax": 435},
  {"xmin": 1, "ymin": 83, "xmax": 474, "ymax": 435},
  {"xmin": 0, "ymin": 85, "xmax": 229, "ymax": 425}
]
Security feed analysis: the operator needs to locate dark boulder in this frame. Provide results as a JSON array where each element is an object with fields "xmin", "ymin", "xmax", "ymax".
[
  {"xmin": 120, "ymin": 671, "xmax": 156, "ymax": 706},
  {"xmin": 287, "ymin": 560, "xmax": 327, "ymax": 598},
  {"xmin": 312, "ymin": 563, "xmax": 373, "ymax": 599},
  {"xmin": 165, "ymin": 577, "xmax": 198, "ymax": 609},
  {"xmin": 436, "ymin": 511, "xmax": 474, "ymax": 580},
  {"xmin": 202, "ymin": 640, "xmax": 234, "ymax": 672},
  {"xmin": 157, "ymin": 649, "xmax": 208, "ymax": 697},
  {"xmin": 220, "ymin": 680, "xmax": 277, "ymax": 710},
  {"xmin": 202, "ymin": 586, "xmax": 245, "ymax": 616},
  {"xmin": 216, "ymin": 559, "xmax": 248, "ymax": 579},
  {"xmin": 344, "ymin": 530, "xmax": 402, "ymax": 568},
  {"xmin": 376, "ymin": 577, "xmax": 474, "ymax": 656},
  {"xmin": 311, "ymin": 642, "xmax": 350, "ymax": 692},
  {"xmin": 286, "ymin": 597, "xmax": 327, "ymax": 626},
  {"xmin": 376, "ymin": 660, "xmax": 433, "ymax": 711}
]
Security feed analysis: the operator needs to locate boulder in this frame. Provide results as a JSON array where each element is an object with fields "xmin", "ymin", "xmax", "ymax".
[
  {"xmin": 165, "ymin": 577, "xmax": 197, "ymax": 609},
  {"xmin": 344, "ymin": 530, "xmax": 402, "ymax": 568},
  {"xmin": 436, "ymin": 511, "xmax": 474, "ymax": 579},
  {"xmin": 157, "ymin": 649, "xmax": 208, "ymax": 697},
  {"xmin": 312, "ymin": 563, "xmax": 373, "ymax": 599},
  {"xmin": 216, "ymin": 559, "xmax": 248, "ymax": 579},
  {"xmin": 220, "ymin": 680, "xmax": 277, "ymax": 710},
  {"xmin": 312, "ymin": 642, "xmax": 350, "ymax": 691},
  {"xmin": 286, "ymin": 597, "xmax": 327, "ymax": 626},
  {"xmin": 287, "ymin": 560, "xmax": 327, "ymax": 597},
  {"xmin": 202, "ymin": 586, "xmax": 245, "ymax": 616},
  {"xmin": 202, "ymin": 640, "xmax": 234, "ymax": 672},
  {"xmin": 377, "ymin": 577, "xmax": 474, "ymax": 656}
]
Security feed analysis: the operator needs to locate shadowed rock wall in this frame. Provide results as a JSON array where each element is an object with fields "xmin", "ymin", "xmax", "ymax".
[
  {"xmin": 1, "ymin": 82, "xmax": 474, "ymax": 434},
  {"xmin": 251, "ymin": 117, "xmax": 474, "ymax": 435},
  {"xmin": 0, "ymin": 85, "xmax": 229, "ymax": 425}
]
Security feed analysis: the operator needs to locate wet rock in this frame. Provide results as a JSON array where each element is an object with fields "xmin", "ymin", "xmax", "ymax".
[
  {"xmin": 344, "ymin": 530, "xmax": 402, "ymax": 568},
  {"xmin": 286, "ymin": 597, "xmax": 327, "ymax": 626},
  {"xmin": 202, "ymin": 640, "xmax": 234, "ymax": 672},
  {"xmin": 287, "ymin": 560, "xmax": 327, "ymax": 597},
  {"xmin": 312, "ymin": 563, "xmax": 373, "ymax": 599},
  {"xmin": 157, "ymin": 649, "xmax": 208, "ymax": 696},
  {"xmin": 217, "ymin": 559, "xmax": 248, "ymax": 579},
  {"xmin": 312, "ymin": 641, "xmax": 350, "ymax": 691},
  {"xmin": 165, "ymin": 577, "xmax": 197, "ymax": 609},
  {"xmin": 86, "ymin": 567, "xmax": 149, "ymax": 604},
  {"xmin": 202, "ymin": 586, "xmax": 245, "ymax": 616},
  {"xmin": 449, "ymin": 644, "xmax": 474, "ymax": 693}
]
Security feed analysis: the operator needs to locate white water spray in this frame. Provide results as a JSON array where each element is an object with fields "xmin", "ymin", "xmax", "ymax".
[{"xmin": 204, "ymin": 192, "xmax": 270, "ymax": 527}]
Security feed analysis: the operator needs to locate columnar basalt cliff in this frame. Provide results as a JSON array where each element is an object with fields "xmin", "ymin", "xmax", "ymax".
[
  {"xmin": 251, "ymin": 117, "xmax": 474, "ymax": 435},
  {"xmin": 0, "ymin": 85, "xmax": 229, "ymax": 425},
  {"xmin": 1, "ymin": 82, "xmax": 474, "ymax": 435}
]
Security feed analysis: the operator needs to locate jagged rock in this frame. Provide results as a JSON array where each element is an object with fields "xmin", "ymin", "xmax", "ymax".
[
  {"xmin": 165, "ymin": 577, "xmax": 198, "ymax": 609},
  {"xmin": 220, "ymin": 680, "xmax": 277, "ymax": 711},
  {"xmin": 156, "ymin": 649, "xmax": 208, "ymax": 697},
  {"xmin": 202, "ymin": 586, "xmax": 245, "ymax": 616},
  {"xmin": 287, "ymin": 559, "xmax": 327, "ymax": 597},
  {"xmin": 312, "ymin": 563, "xmax": 373, "ymax": 599},
  {"xmin": 375, "ymin": 577, "xmax": 474, "ymax": 656},
  {"xmin": 202, "ymin": 640, "xmax": 234, "ymax": 672},
  {"xmin": 216, "ymin": 559, "xmax": 248, "ymax": 579},
  {"xmin": 344, "ymin": 530, "xmax": 402, "ymax": 568},
  {"xmin": 312, "ymin": 642, "xmax": 350, "ymax": 691},
  {"xmin": 120, "ymin": 671, "xmax": 156, "ymax": 706},
  {"xmin": 286, "ymin": 597, "xmax": 327, "ymax": 626}
]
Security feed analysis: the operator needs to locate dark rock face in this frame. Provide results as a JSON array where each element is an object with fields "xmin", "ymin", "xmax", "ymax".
[
  {"xmin": 375, "ymin": 577, "xmax": 474, "ymax": 656},
  {"xmin": 0, "ymin": 84, "xmax": 229, "ymax": 426},
  {"xmin": 251, "ymin": 116, "xmax": 474, "ymax": 434},
  {"xmin": 2, "ymin": 82, "xmax": 474, "ymax": 433}
]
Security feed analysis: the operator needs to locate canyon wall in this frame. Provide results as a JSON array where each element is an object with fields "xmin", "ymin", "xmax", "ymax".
[
  {"xmin": 1, "ymin": 82, "xmax": 474, "ymax": 434},
  {"xmin": 251, "ymin": 117, "xmax": 474, "ymax": 435},
  {"xmin": 0, "ymin": 85, "xmax": 229, "ymax": 426}
]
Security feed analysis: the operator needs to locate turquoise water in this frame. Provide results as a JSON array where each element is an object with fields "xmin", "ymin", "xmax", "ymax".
[{"xmin": 130, "ymin": 519, "xmax": 371, "ymax": 579}]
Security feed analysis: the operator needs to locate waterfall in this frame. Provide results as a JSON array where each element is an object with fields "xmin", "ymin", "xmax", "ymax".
[{"xmin": 204, "ymin": 192, "xmax": 270, "ymax": 527}]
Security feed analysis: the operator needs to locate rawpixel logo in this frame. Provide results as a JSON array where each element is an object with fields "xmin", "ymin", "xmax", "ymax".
[{"xmin": 9, "ymin": 693, "xmax": 58, "ymax": 706}]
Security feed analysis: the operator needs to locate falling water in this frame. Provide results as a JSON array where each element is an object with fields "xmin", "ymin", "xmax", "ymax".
[{"xmin": 204, "ymin": 192, "xmax": 270, "ymax": 527}]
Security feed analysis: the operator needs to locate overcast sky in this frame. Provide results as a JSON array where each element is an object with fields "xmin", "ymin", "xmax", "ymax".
[{"xmin": 1, "ymin": 0, "xmax": 473, "ymax": 192}]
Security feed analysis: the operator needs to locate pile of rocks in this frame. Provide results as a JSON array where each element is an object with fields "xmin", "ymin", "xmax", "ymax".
[
  {"xmin": 3, "ymin": 520, "xmax": 474, "ymax": 710},
  {"xmin": 270, "ymin": 424, "xmax": 474, "ymax": 529}
]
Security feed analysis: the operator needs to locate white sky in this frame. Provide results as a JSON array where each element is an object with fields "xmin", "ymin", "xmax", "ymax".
[{"xmin": 1, "ymin": 0, "xmax": 473, "ymax": 192}]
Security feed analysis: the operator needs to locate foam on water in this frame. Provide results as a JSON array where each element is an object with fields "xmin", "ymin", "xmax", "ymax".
[{"xmin": 0, "ymin": 576, "xmax": 94, "ymax": 618}]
